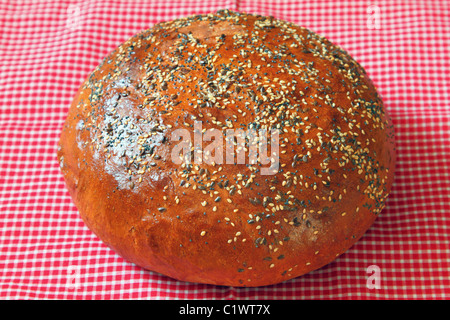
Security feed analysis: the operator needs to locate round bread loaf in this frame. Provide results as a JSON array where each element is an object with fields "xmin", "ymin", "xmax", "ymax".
[{"xmin": 57, "ymin": 10, "xmax": 396, "ymax": 287}]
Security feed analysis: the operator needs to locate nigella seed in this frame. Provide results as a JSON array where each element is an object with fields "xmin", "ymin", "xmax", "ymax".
[
  {"xmin": 180, "ymin": 67, "xmax": 190, "ymax": 74},
  {"xmin": 158, "ymin": 207, "xmax": 166, "ymax": 212},
  {"xmin": 249, "ymin": 197, "xmax": 261, "ymax": 205},
  {"xmin": 141, "ymin": 144, "xmax": 155, "ymax": 155}
]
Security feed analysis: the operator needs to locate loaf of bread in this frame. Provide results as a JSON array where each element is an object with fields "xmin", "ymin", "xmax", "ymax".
[{"xmin": 57, "ymin": 10, "xmax": 396, "ymax": 287}]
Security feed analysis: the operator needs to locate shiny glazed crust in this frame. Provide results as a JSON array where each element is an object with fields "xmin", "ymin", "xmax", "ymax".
[{"xmin": 57, "ymin": 10, "xmax": 396, "ymax": 287}]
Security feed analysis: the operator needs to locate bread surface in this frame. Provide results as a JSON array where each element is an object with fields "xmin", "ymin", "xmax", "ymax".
[{"xmin": 57, "ymin": 10, "xmax": 396, "ymax": 287}]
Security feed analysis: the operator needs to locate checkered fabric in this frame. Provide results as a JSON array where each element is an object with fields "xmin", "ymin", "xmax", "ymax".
[{"xmin": 1, "ymin": 0, "xmax": 449, "ymax": 299}]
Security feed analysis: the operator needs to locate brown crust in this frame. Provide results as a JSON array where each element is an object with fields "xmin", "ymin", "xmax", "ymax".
[{"xmin": 57, "ymin": 10, "xmax": 396, "ymax": 287}]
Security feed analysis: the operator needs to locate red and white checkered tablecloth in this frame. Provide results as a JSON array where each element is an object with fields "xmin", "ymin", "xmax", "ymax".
[{"xmin": 1, "ymin": 0, "xmax": 449, "ymax": 300}]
